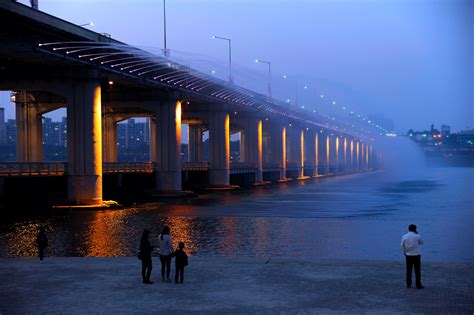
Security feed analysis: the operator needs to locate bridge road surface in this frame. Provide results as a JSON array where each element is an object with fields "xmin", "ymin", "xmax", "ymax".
[{"xmin": 1, "ymin": 257, "xmax": 473, "ymax": 314}]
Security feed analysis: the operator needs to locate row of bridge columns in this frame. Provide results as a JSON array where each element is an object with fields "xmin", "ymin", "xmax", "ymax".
[{"xmin": 13, "ymin": 80, "xmax": 378, "ymax": 205}]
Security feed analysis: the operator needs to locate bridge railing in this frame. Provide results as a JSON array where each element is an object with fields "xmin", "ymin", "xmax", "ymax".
[
  {"xmin": 103, "ymin": 162, "xmax": 154, "ymax": 173},
  {"xmin": 230, "ymin": 162, "xmax": 257, "ymax": 174},
  {"xmin": 0, "ymin": 162, "xmax": 66, "ymax": 176},
  {"xmin": 0, "ymin": 161, "xmax": 289, "ymax": 176},
  {"xmin": 262, "ymin": 163, "xmax": 281, "ymax": 171},
  {"xmin": 182, "ymin": 162, "xmax": 209, "ymax": 171},
  {"xmin": 285, "ymin": 162, "xmax": 301, "ymax": 171}
]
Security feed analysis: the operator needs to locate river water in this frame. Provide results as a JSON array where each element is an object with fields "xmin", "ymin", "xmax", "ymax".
[{"xmin": 1, "ymin": 168, "xmax": 473, "ymax": 261}]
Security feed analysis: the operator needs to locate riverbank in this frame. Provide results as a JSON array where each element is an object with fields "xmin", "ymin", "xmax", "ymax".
[{"xmin": 1, "ymin": 257, "xmax": 473, "ymax": 314}]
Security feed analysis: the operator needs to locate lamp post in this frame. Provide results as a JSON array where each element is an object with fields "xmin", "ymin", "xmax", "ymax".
[
  {"xmin": 255, "ymin": 59, "xmax": 272, "ymax": 98},
  {"xmin": 163, "ymin": 0, "xmax": 170, "ymax": 57},
  {"xmin": 212, "ymin": 35, "xmax": 233, "ymax": 83}
]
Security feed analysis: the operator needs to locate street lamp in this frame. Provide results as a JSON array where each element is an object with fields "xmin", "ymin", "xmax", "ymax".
[
  {"xmin": 255, "ymin": 59, "xmax": 272, "ymax": 98},
  {"xmin": 212, "ymin": 35, "xmax": 233, "ymax": 83},
  {"xmin": 163, "ymin": 0, "xmax": 170, "ymax": 57},
  {"xmin": 79, "ymin": 22, "xmax": 94, "ymax": 27}
]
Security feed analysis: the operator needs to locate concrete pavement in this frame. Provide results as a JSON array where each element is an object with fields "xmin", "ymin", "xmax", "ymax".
[{"xmin": 1, "ymin": 257, "xmax": 473, "ymax": 314}]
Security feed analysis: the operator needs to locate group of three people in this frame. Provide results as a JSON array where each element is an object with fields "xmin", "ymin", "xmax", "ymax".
[{"xmin": 140, "ymin": 226, "xmax": 188, "ymax": 285}]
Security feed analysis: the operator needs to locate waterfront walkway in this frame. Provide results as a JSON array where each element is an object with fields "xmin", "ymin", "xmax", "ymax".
[{"xmin": 1, "ymin": 257, "xmax": 473, "ymax": 314}]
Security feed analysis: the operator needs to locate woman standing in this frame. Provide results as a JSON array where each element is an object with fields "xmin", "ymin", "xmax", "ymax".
[
  {"xmin": 158, "ymin": 226, "xmax": 173, "ymax": 282},
  {"xmin": 140, "ymin": 229, "xmax": 154, "ymax": 284}
]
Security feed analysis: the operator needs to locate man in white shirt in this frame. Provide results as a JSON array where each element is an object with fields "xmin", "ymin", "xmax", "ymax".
[{"xmin": 400, "ymin": 224, "xmax": 424, "ymax": 289}]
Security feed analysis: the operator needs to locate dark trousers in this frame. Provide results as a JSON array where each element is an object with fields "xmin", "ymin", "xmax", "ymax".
[
  {"xmin": 141, "ymin": 257, "xmax": 152, "ymax": 281},
  {"xmin": 175, "ymin": 265, "xmax": 185, "ymax": 283},
  {"xmin": 406, "ymin": 255, "xmax": 422, "ymax": 287},
  {"xmin": 159, "ymin": 255, "xmax": 172, "ymax": 279},
  {"xmin": 38, "ymin": 247, "xmax": 45, "ymax": 261}
]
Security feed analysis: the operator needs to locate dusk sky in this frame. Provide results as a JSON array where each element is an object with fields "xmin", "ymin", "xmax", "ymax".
[{"xmin": 2, "ymin": 0, "xmax": 473, "ymax": 132}]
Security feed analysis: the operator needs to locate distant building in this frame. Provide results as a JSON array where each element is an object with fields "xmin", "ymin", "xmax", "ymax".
[
  {"xmin": 457, "ymin": 130, "xmax": 474, "ymax": 147},
  {"xmin": 0, "ymin": 108, "xmax": 5, "ymax": 145},
  {"xmin": 441, "ymin": 124, "xmax": 451, "ymax": 136},
  {"xmin": 42, "ymin": 117, "xmax": 66, "ymax": 147},
  {"xmin": 117, "ymin": 118, "xmax": 150, "ymax": 150},
  {"xmin": 5, "ymin": 119, "xmax": 16, "ymax": 145}
]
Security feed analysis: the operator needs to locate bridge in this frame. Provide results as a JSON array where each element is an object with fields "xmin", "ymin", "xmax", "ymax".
[{"xmin": 0, "ymin": 2, "xmax": 380, "ymax": 206}]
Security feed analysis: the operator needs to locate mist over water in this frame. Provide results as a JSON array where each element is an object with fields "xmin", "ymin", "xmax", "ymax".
[{"xmin": 376, "ymin": 136, "xmax": 427, "ymax": 180}]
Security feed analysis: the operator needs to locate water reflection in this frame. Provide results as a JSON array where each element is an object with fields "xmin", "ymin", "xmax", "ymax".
[{"xmin": 1, "ymin": 168, "xmax": 473, "ymax": 261}]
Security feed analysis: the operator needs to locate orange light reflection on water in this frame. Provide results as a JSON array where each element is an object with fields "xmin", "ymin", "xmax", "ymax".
[{"xmin": 86, "ymin": 210, "xmax": 128, "ymax": 256}]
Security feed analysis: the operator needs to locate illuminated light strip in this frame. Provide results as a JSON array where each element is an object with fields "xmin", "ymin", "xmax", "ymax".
[
  {"xmin": 121, "ymin": 61, "xmax": 157, "ymax": 71},
  {"xmin": 101, "ymin": 56, "xmax": 141, "ymax": 65},
  {"xmin": 165, "ymin": 72, "xmax": 195, "ymax": 83},
  {"xmin": 137, "ymin": 65, "xmax": 173, "ymax": 76},
  {"xmin": 52, "ymin": 45, "xmax": 105, "ymax": 51},
  {"xmin": 195, "ymin": 81, "xmax": 218, "ymax": 91},
  {"xmin": 171, "ymin": 75, "xmax": 201, "ymax": 85},
  {"xmin": 79, "ymin": 52, "xmax": 133, "ymax": 61},
  {"xmin": 231, "ymin": 95, "xmax": 249, "ymax": 103},
  {"xmin": 210, "ymin": 86, "xmax": 231, "ymax": 97},
  {"xmin": 186, "ymin": 77, "xmax": 213, "ymax": 89},
  {"xmin": 174, "ymin": 74, "xmax": 206, "ymax": 86},
  {"xmin": 222, "ymin": 90, "xmax": 243, "ymax": 100},
  {"xmin": 108, "ymin": 59, "xmax": 148, "ymax": 67},
  {"xmin": 153, "ymin": 69, "xmax": 187, "ymax": 80},
  {"xmin": 130, "ymin": 61, "xmax": 170, "ymax": 73},
  {"xmin": 213, "ymin": 87, "xmax": 235, "ymax": 98},
  {"xmin": 183, "ymin": 76, "xmax": 208, "ymax": 88},
  {"xmin": 66, "ymin": 46, "xmax": 114, "ymax": 54},
  {"xmin": 159, "ymin": 71, "xmax": 191, "ymax": 82}
]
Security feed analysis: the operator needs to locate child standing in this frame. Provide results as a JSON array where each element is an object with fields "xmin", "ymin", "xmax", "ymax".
[{"xmin": 173, "ymin": 242, "xmax": 188, "ymax": 284}]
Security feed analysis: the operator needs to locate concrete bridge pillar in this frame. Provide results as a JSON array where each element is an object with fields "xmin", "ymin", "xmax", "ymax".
[
  {"xmin": 243, "ymin": 117, "xmax": 263, "ymax": 182},
  {"xmin": 335, "ymin": 136, "xmax": 340, "ymax": 174},
  {"xmin": 315, "ymin": 132, "xmax": 320, "ymax": 176},
  {"xmin": 356, "ymin": 141, "xmax": 361, "ymax": 171},
  {"xmin": 102, "ymin": 112, "xmax": 118, "ymax": 163},
  {"xmin": 239, "ymin": 130, "xmax": 246, "ymax": 162},
  {"xmin": 15, "ymin": 91, "xmax": 42, "ymax": 162},
  {"xmin": 208, "ymin": 111, "xmax": 230, "ymax": 187},
  {"xmin": 304, "ymin": 129, "xmax": 316, "ymax": 177},
  {"xmin": 297, "ymin": 129, "xmax": 305, "ymax": 178},
  {"xmin": 286, "ymin": 126, "xmax": 301, "ymax": 175},
  {"xmin": 66, "ymin": 79, "xmax": 102, "ymax": 205},
  {"xmin": 188, "ymin": 124, "xmax": 202, "ymax": 162},
  {"xmin": 297, "ymin": 130, "xmax": 306, "ymax": 178},
  {"xmin": 366, "ymin": 144, "xmax": 370, "ymax": 170},
  {"xmin": 154, "ymin": 98, "xmax": 182, "ymax": 193},
  {"xmin": 369, "ymin": 145, "xmax": 374, "ymax": 169},
  {"xmin": 325, "ymin": 134, "xmax": 331, "ymax": 174},
  {"xmin": 317, "ymin": 131, "xmax": 327, "ymax": 175},
  {"xmin": 350, "ymin": 139, "xmax": 354, "ymax": 171},
  {"xmin": 269, "ymin": 124, "xmax": 286, "ymax": 180},
  {"xmin": 343, "ymin": 138, "xmax": 348, "ymax": 173},
  {"xmin": 361, "ymin": 143, "xmax": 365, "ymax": 171},
  {"xmin": 149, "ymin": 118, "xmax": 157, "ymax": 163},
  {"xmin": 263, "ymin": 131, "xmax": 270, "ymax": 164}
]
